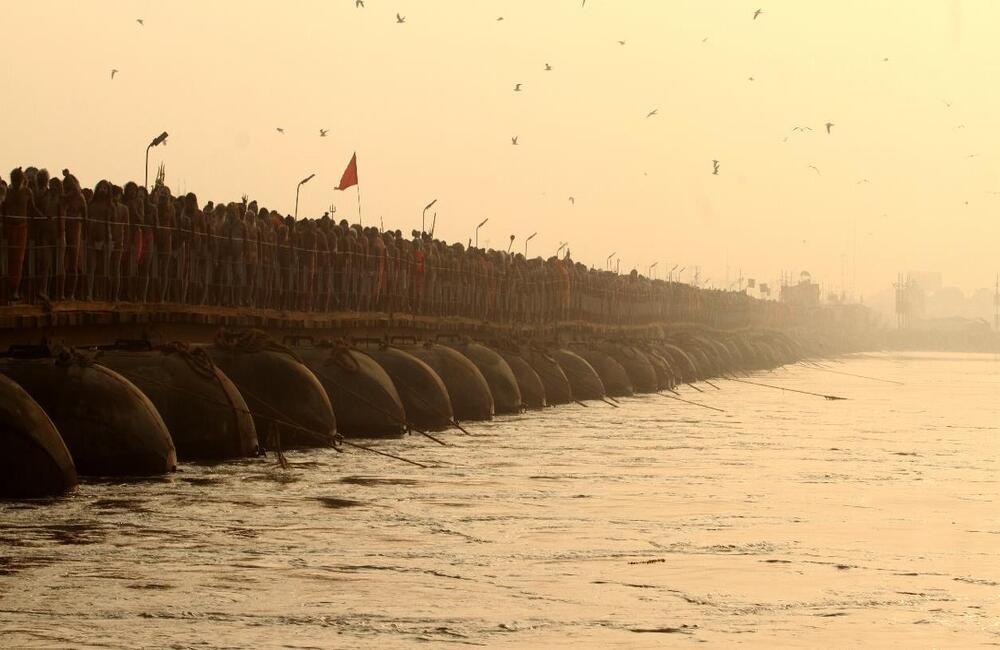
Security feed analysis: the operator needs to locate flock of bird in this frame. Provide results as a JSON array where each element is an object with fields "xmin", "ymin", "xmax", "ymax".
[
  {"xmin": 118, "ymin": 4, "xmax": 791, "ymax": 179},
  {"xmin": 110, "ymin": 5, "xmax": 979, "ymax": 210}
]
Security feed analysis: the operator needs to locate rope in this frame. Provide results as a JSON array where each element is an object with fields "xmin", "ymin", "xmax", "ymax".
[
  {"xmin": 49, "ymin": 341, "xmax": 97, "ymax": 367},
  {"xmin": 213, "ymin": 328, "xmax": 303, "ymax": 363},
  {"xmin": 327, "ymin": 340, "xmax": 361, "ymax": 373},
  {"xmin": 725, "ymin": 377, "xmax": 848, "ymax": 401},
  {"xmin": 158, "ymin": 341, "xmax": 216, "ymax": 379},
  {"xmin": 657, "ymin": 391, "xmax": 726, "ymax": 413}
]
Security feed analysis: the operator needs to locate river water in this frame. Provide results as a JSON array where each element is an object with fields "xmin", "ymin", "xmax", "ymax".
[{"xmin": 1, "ymin": 351, "xmax": 999, "ymax": 648}]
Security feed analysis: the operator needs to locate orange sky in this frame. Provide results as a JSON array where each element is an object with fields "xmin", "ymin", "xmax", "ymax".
[{"xmin": 1, "ymin": 0, "xmax": 997, "ymax": 298}]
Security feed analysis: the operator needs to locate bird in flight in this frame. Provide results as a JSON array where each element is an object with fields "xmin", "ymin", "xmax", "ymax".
[
  {"xmin": 702, "ymin": 36, "xmax": 709, "ymax": 43},
  {"xmin": 497, "ymin": 16, "xmax": 504, "ymax": 21},
  {"xmin": 544, "ymin": 63, "xmax": 552, "ymax": 71},
  {"xmin": 646, "ymin": 108, "xmax": 658, "ymax": 118},
  {"xmin": 712, "ymin": 160, "xmax": 720, "ymax": 175},
  {"xmin": 110, "ymin": 68, "xmax": 118, "ymax": 79},
  {"xmin": 276, "ymin": 127, "xmax": 285, "ymax": 134},
  {"xmin": 955, "ymin": 124, "xmax": 966, "ymax": 129},
  {"xmin": 514, "ymin": 83, "xmax": 522, "ymax": 92},
  {"xmin": 568, "ymin": 196, "xmax": 575, "ymax": 205},
  {"xmin": 808, "ymin": 165, "xmax": 821, "ymax": 175},
  {"xmin": 618, "ymin": 40, "xmax": 626, "ymax": 45},
  {"xmin": 857, "ymin": 178, "xmax": 871, "ymax": 184},
  {"xmin": 136, "ymin": 18, "xmax": 144, "ymax": 26},
  {"xmin": 825, "ymin": 121, "xmax": 835, "ymax": 134},
  {"xmin": 319, "ymin": 129, "xmax": 328, "ymax": 137},
  {"xmin": 511, "ymin": 136, "xmax": 519, "ymax": 145},
  {"xmin": 356, "ymin": 0, "xmax": 364, "ymax": 6},
  {"xmin": 967, "ymin": 153, "xmax": 979, "ymax": 158},
  {"xmin": 396, "ymin": 13, "xmax": 405, "ymax": 23},
  {"xmin": 748, "ymin": 76, "xmax": 755, "ymax": 81},
  {"xmin": 753, "ymin": 8, "xmax": 763, "ymax": 20},
  {"xmin": 791, "ymin": 126, "xmax": 813, "ymax": 132},
  {"xmin": 942, "ymin": 99, "xmax": 952, "ymax": 108}
]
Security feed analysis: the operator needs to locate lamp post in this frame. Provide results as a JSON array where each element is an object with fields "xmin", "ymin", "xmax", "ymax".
[
  {"xmin": 475, "ymin": 217, "xmax": 489, "ymax": 248},
  {"xmin": 556, "ymin": 241, "xmax": 568, "ymax": 258},
  {"xmin": 507, "ymin": 234, "xmax": 516, "ymax": 253},
  {"xmin": 606, "ymin": 252, "xmax": 616, "ymax": 270},
  {"xmin": 145, "ymin": 131, "xmax": 169, "ymax": 190},
  {"xmin": 294, "ymin": 173, "xmax": 316, "ymax": 220},
  {"xmin": 668, "ymin": 264, "xmax": 678, "ymax": 282},
  {"xmin": 422, "ymin": 199, "xmax": 438, "ymax": 235},
  {"xmin": 648, "ymin": 261, "xmax": 658, "ymax": 279},
  {"xmin": 524, "ymin": 232, "xmax": 537, "ymax": 257}
]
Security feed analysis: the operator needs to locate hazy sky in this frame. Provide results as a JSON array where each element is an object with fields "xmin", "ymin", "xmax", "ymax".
[{"xmin": 2, "ymin": 1, "xmax": 997, "ymax": 298}]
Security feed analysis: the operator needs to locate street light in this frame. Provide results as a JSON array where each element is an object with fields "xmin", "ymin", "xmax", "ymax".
[
  {"xmin": 507, "ymin": 234, "xmax": 516, "ymax": 253},
  {"xmin": 294, "ymin": 173, "xmax": 316, "ymax": 220},
  {"xmin": 606, "ymin": 252, "xmax": 616, "ymax": 270},
  {"xmin": 556, "ymin": 241, "xmax": 568, "ymax": 258},
  {"xmin": 669, "ymin": 264, "xmax": 678, "ymax": 282},
  {"xmin": 524, "ymin": 232, "xmax": 537, "ymax": 257},
  {"xmin": 422, "ymin": 199, "xmax": 438, "ymax": 234},
  {"xmin": 648, "ymin": 261, "xmax": 658, "ymax": 278},
  {"xmin": 475, "ymin": 217, "xmax": 489, "ymax": 248},
  {"xmin": 145, "ymin": 131, "xmax": 168, "ymax": 190}
]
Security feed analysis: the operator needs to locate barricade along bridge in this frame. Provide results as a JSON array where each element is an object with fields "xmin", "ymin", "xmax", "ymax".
[{"xmin": 0, "ymin": 168, "xmax": 867, "ymax": 346}]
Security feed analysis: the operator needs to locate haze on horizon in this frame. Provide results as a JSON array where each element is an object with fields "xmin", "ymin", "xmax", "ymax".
[{"xmin": 1, "ymin": 0, "xmax": 996, "ymax": 300}]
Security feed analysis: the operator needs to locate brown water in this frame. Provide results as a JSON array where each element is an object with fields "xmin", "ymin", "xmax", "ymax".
[{"xmin": 2, "ymin": 352, "xmax": 999, "ymax": 648}]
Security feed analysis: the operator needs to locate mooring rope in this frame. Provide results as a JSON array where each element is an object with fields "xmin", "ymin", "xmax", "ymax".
[{"xmin": 725, "ymin": 377, "xmax": 847, "ymax": 401}]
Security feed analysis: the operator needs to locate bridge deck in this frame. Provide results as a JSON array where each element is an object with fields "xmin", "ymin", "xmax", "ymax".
[{"xmin": 0, "ymin": 301, "xmax": 681, "ymax": 347}]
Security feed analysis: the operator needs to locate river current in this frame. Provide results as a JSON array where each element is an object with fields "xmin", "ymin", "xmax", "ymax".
[{"xmin": 1, "ymin": 352, "xmax": 998, "ymax": 648}]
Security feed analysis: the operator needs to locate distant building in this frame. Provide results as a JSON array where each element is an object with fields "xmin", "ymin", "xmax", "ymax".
[
  {"xmin": 781, "ymin": 271, "xmax": 820, "ymax": 309},
  {"xmin": 907, "ymin": 270, "xmax": 943, "ymax": 293}
]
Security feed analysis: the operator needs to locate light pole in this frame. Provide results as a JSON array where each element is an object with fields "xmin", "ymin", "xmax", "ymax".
[
  {"xmin": 294, "ymin": 173, "xmax": 316, "ymax": 220},
  {"xmin": 475, "ymin": 218, "xmax": 489, "ymax": 248},
  {"xmin": 648, "ymin": 261, "xmax": 658, "ymax": 279},
  {"xmin": 422, "ymin": 199, "xmax": 437, "ymax": 235},
  {"xmin": 524, "ymin": 232, "xmax": 537, "ymax": 257},
  {"xmin": 145, "ymin": 131, "xmax": 168, "ymax": 190},
  {"xmin": 606, "ymin": 252, "xmax": 616, "ymax": 270},
  {"xmin": 507, "ymin": 234, "xmax": 516, "ymax": 253},
  {"xmin": 556, "ymin": 241, "xmax": 568, "ymax": 258},
  {"xmin": 669, "ymin": 264, "xmax": 678, "ymax": 282}
]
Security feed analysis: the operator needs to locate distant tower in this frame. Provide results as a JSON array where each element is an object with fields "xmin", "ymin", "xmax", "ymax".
[
  {"xmin": 994, "ymin": 274, "xmax": 999, "ymax": 332},
  {"xmin": 892, "ymin": 273, "xmax": 906, "ymax": 329}
]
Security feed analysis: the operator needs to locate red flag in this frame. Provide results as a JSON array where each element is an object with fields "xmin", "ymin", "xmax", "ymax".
[{"xmin": 335, "ymin": 152, "xmax": 358, "ymax": 191}]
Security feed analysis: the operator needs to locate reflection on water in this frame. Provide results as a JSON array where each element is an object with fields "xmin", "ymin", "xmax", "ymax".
[{"xmin": 1, "ymin": 352, "xmax": 998, "ymax": 648}]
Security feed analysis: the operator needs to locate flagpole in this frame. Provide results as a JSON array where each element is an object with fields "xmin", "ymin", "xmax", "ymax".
[{"xmin": 356, "ymin": 184, "xmax": 363, "ymax": 227}]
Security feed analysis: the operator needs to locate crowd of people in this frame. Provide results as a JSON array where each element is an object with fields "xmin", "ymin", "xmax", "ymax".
[{"xmin": 0, "ymin": 166, "xmax": 791, "ymax": 328}]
